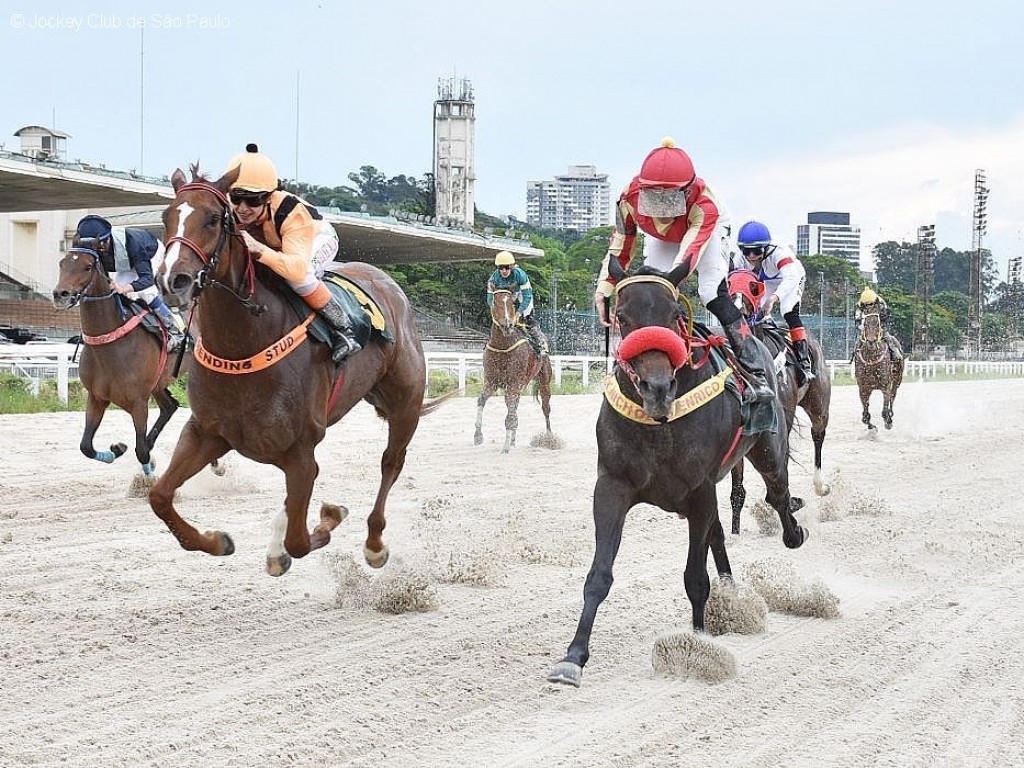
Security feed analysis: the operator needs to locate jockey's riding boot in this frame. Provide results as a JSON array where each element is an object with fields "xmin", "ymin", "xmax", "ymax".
[
  {"xmin": 150, "ymin": 298, "xmax": 185, "ymax": 352},
  {"xmin": 318, "ymin": 298, "xmax": 362, "ymax": 364},
  {"xmin": 720, "ymin": 322, "xmax": 774, "ymax": 405},
  {"xmin": 887, "ymin": 335, "xmax": 904, "ymax": 364},
  {"xmin": 708, "ymin": 296, "xmax": 774, "ymax": 404},
  {"xmin": 526, "ymin": 318, "xmax": 549, "ymax": 358},
  {"xmin": 793, "ymin": 338, "xmax": 816, "ymax": 386}
]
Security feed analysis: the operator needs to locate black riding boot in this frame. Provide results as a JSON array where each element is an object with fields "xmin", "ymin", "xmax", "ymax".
[
  {"xmin": 317, "ymin": 298, "xmax": 362, "ymax": 364},
  {"xmin": 792, "ymin": 338, "xmax": 816, "ymax": 386},
  {"xmin": 150, "ymin": 299, "xmax": 185, "ymax": 352},
  {"xmin": 886, "ymin": 334, "xmax": 904, "ymax": 363},
  {"xmin": 708, "ymin": 295, "xmax": 773, "ymax": 403},
  {"xmin": 524, "ymin": 314, "xmax": 549, "ymax": 358}
]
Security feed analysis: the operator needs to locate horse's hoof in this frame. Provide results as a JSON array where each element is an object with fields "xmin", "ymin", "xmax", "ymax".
[
  {"xmin": 111, "ymin": 442, "xmax": 128, "ymax": 458},
  {"xmin": 365, "ymin": 544, "xmax": 389, "ymax": 569},
  {"xmin": 266, "ymin": 553, "xmax": 292, "ymax": 577},
  {"xmin": 884, "ymin": 422, "xmax": 893, "ymax": 430},
  {"xmin": 790, "ymin": 497, "xmax": 805, "ymax": 513},
  {"xmin": 547, "ymin": 661, "xmax": 583, "ymax": 688},
  {"xmin": 207, "ymin": 530, "xmax": 234, "ymax": 556},
  {"xmin": 785, "ymin": 526, "xmax": 808, "ymax": 549},
  {"xmin": 474, "ymin": 433, "xmax": 483, "ymax": 446},
  {"xmin": 320, "ymin": 503, "xmax": 348, "ymax": 527},
  {"xmin": 209, "ymin": 460, "xmax": 226, "ymax": 477}
]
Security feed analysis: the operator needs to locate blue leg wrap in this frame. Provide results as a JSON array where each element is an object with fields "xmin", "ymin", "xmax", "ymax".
[
  {"xmin": 142, "ymin": 461, "xmax": 155, "ymax": 478},
  {"xmin": 94, "ymin": 450, "xmax": 117, "ymax": 464}
]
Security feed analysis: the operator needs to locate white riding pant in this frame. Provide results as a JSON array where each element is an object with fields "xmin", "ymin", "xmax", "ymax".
[{"xmin": 641, "ymin": 224, "xmax": 730, "ymax": 306}]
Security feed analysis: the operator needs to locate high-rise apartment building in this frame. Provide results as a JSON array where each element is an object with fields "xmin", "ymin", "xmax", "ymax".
[
  {"xmin": 526, "ymin": 165, "xmax": 611, "ymax": 232},
  {"xmin": 796, "ymin": 211, "xmax": 861, "ymax": 267}
]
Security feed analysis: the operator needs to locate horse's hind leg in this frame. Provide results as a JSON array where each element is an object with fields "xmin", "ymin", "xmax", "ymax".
[
  {"xmin": 149, "ymin": 419, "xmax": 233, "ymax": 556},
  {"xmin": 145, "ymin": 388, "xmax": 179, "ymax": 451},
  {"xmin": 267, "ymin": 451, "xmax": 343, "ymax": 577},
  {"xmin": 729, "ymin": 462, "xmax": 746, "ymax": 534},
  {"xmin": 80, "ymin": 393, "xmax": 126, "ymax": 464},
  {"xmin": 707, "ymin": 514, "xmax": 732, "ymax": 580},
  {"xmin": 748, "ymin": 434, "xmax": 807, "ymax": 550},
  {"xmin": 539, "ymin": 365, "xmax": 553, "ymax": 433},
  {"xmin": 503, "ymin": 390, "xmax": 522, "ymax": 453},
  {"xmin": 362, "ymin": 406, "xmax": 421, "ymax": 568}
]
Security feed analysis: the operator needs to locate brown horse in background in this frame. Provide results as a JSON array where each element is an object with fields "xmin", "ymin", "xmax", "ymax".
[
  {"xmin": 548, "ymin": 263, "xmax": 806, "ymax": 689},
  {"xmin": 52, "ymin": 239, "xmax": 186, "ymax": 487},
  {"xmin": 855, "ymin": 312, "xmax": 904, "ymax": 430},
  {"xmin": 726, "ymin": 269, "xmax": 831, "ymax": 534},
  {"xmin": 474, "ymin": 289, "xmax": 553, "ymax": 452},
  {"xmin": 151, "ymin": 166, "xmax": 449, "ymax": 575}
]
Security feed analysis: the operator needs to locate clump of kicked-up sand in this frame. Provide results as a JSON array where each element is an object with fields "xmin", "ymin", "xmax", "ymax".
[
  {"xmin": 529, "ymin": 431, "xmax": 565, "ymax": 449},
  {"xmin": 749, "ymin": 499, "xmax": 781, "ymax": 536},
  {"xmin": 651, "ymin": 631, "xmax": 737, "ymax": 683},
  {"xmin": 703, "ymin": 577, "xmax": 768, "ymax": 636},
  {"xmin": 324, "ymin": 552, "xmax": 439, "ymax": 614},
  {"xmin": 743, "ymin": 558, "xmax": 840, "ymax": 619}
]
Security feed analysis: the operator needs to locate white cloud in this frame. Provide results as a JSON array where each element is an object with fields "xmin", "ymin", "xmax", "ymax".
[{"xmin": 718, "ymin": 116, "xmax": 1024, "ymax": 277}]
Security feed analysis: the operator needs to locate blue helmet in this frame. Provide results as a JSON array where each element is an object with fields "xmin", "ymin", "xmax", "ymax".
[
  {"xmin": 76, "ymin": 215, "xmax": 113, "ymax": 241},
  {"xmin": 737, "ymin": 220, "xmax": 772, "ymax": 247}
]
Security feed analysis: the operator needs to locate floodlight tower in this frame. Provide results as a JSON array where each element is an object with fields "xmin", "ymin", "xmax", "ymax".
[
  {"xmin": 1009, "ymin": 254, "xmax": 1023, "ymax": 341},
  {"xmin": 969, "ymin": 169, "xmax": 988, "ymax": 357},
  {"xmin": 915, "ymin": 224, "xmax": 936, "ymax": 356},
  {"xmin": 433, "ymin": 77, "xmax": 476, "ymax": 227}
]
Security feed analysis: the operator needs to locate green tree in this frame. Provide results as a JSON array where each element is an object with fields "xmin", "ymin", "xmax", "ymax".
[{"xmin": 872, "ymin": 241, "xmax": 916, "ymax": 292}]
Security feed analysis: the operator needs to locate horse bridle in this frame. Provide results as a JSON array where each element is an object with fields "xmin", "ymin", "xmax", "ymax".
[
  {"xmin": 164, "ymin": 182, "xmax": 263, "ymax": 314},
  {"xmin": 63, "ymin": 245, "xmax": 116, "ymax": 308}
]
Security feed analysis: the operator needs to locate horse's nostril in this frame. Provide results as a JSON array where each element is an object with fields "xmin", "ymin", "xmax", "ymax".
[{"xmin": 171, "ymin": 274, "xmax": 193, "ymax": 293}]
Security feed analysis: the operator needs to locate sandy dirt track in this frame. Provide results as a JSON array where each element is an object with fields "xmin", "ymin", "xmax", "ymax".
[{"xmin": 2, "ymin": 378, "xmax": 1023, "ymax": 767}]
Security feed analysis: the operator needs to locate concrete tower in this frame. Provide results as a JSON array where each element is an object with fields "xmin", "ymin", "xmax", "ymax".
[{"xmin": 433, "ymin": 77, "xmax": 476, "ymax": 227}]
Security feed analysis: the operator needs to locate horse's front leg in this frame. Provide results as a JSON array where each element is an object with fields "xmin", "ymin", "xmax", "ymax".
[
  {"xmin": 503, "ymin": 390, "xmax": 522, "ymax": 452},
  {"xmin": 882, "ymin": 391, "xmax": 894, "ymax": 430},
  {"xmin": 729, "ymin": 461, "xmax": 746, "ymax": 534},
  {"xmin": 80, "ymin": 392, "xmax": 126, "ymax": 464},
  {"xmin": 149, "ymin": 418, "xmax": 232, "ymax": 555},
  {"xmin": 474, "ymin": 385, "xmax": 496, "ymax": 446},
  {"xmin": 860, "ymin": 388, "xmax": 875, "ymax": 430},
  {"xmin": 266, "ymin": 451, "xmax": 342, "ymax": 576},
  {"xmin": 683, "ymin": 483, "xmax": 722, "ymax": 631},
  {"xmin": 548, "ymin": 474, "xmax": 635, "ymax": 688}
]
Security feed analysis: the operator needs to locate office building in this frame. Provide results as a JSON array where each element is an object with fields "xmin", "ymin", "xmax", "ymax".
[{"xmin": 796, "ymin": 211, "xmax": 861, "ymax": 267}]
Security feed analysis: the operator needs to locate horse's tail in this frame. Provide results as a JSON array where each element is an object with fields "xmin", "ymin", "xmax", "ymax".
[{"xmin": 420, "ymin": 388, "xmax": 461, "ymax": 417}]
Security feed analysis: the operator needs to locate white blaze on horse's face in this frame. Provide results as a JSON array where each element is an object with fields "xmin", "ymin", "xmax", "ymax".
[{"xmin": 161, "ymin": 201, "xmax": 195, "ymax": 291}]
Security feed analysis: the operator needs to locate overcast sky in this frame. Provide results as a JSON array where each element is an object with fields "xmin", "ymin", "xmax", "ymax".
[{"xmin": 3, "ymin": 0, "xmax": 1022, "ymax": 274}]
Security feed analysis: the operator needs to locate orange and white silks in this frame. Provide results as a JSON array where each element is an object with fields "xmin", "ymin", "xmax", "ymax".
[
  {"xmin": 194, "ymin": 314, "xmax": 315, "ymax": 374},
  {"xmin": 602, "ymin": 366, "xmax": 733, "ymax": 425}
]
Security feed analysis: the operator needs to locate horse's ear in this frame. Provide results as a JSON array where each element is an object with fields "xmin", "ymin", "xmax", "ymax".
[
  {"xmin": 214, "ymin": 166, "xmax": 240, "ymax": 195},
  {"xmin": 666, "ymin": 263, "xmax": 689, "ymax": 287},
  {"xmin": 608, "ymin": 257, "xmax": 625, "ymax": 281},
  {"xmin": 171, "ymin": 168, "xmax": 186, "ymax": 191}
]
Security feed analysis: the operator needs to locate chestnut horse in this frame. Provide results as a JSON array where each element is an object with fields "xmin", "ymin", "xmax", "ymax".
[
  {"xmin": 855, "ymin": 312, "xmax": 904, "ymax": 430},
  {"xmin": 52, "ymin": 239, "xmax": 184, "ymax": 483},
  {"xmin": 474, "ymin": 289, "xmax": 552, "ymax": 452},
  {"xmin": 150, "ymin": 166, "xmax": 448, "ymax": 575},
  {"xmin": 726, "ymin": 269, "xmax": 831, "ymax": 534},
  {"xmin": 547, "ymin": 263, "xmax": 807, "ymax": 688}
]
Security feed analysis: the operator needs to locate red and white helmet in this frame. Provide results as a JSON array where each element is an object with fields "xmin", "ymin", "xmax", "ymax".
[{"xmin": 637, "ymin": 137, "xmax": 696, "ymax": 189}]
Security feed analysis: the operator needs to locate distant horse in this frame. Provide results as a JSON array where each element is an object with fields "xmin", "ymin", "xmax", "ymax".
[
  {"xmin": 474, "ymin": 289, "xmax": 553, "ymax": 452},
  {"xmin": 726, "ymin": 269, "xmax": 831, "ymax": 534},
  {"xmin": 151, "ymin": 166, "xmax": 450, "ymax": 575},
  {"xmin": 854, "ymin": 312, "xmax": 904, "ymax": 430},
  {"xmin": 52, "ymin": 238, "xmax": 185, "ymax": 485},
  {"xmin": 547, "ymin": 263, "xmax": 807, "ymax": 688}
]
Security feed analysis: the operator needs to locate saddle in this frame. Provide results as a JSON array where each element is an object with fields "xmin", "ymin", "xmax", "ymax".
[{"xmin": 282, "ymin": 271, "xmax": 394, "ymax": 350}]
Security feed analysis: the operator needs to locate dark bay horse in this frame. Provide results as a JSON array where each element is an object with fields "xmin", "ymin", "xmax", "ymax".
[
  {"xmin": 52, "ymin": 239, "xmax": 184, "ymax": 484},
  {"xmin": 151, "ymin": 166, "xmax": 448, "ymax": 576},
  {"xmin": 726, "ymin": 269, "xmax": 831, "ymax": 534},
  {"xmin": 547, "ymin": 263, "xmax": 807, "ymax": 688},
  {"xmin": 855, "ymin": 312, "xmax": 904, "ymax": 430},
  {"xmin": 474, "ymin": 289, "xmax": 552, "ymax": 452}
]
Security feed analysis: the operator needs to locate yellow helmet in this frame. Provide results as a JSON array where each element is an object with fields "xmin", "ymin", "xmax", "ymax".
[
  {"xmin": 859, "ymin": 287, "xmax": 878, "ymax": 304},
  {"xmin": 494, "ymin": 251, "xmax": 516, "ymax": 267},
  {"xmin": 224, "ymin": 143, "xmax": 279, "ymax": 192}
]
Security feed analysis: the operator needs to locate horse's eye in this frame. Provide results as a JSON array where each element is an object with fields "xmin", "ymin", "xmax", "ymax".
[{"xmin": 205, "ymin": 214, "xmax": 219, "ymax": 228}]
